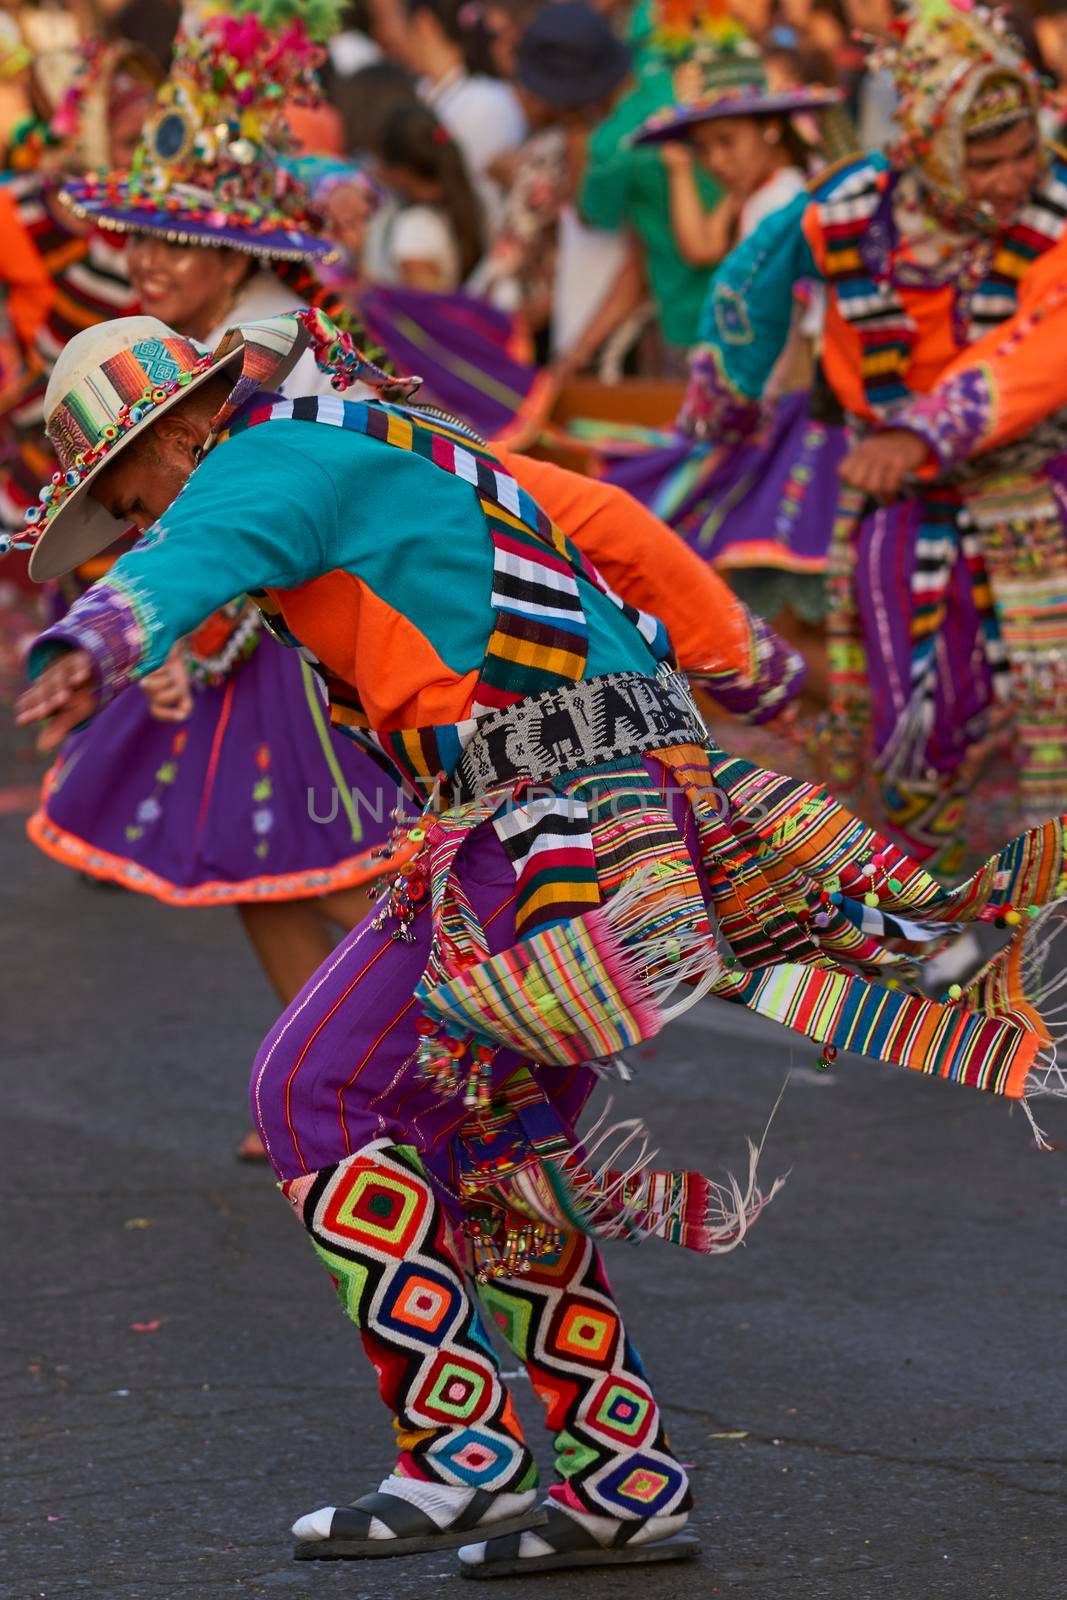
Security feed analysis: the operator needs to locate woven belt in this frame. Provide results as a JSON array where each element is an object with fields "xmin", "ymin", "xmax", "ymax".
[{"xmin": 454, "ymin": 667, "xmax": 707, "ymax": 801}]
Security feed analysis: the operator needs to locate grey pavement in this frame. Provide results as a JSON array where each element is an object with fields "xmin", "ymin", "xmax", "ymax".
[{"xmin": 2, "ymin": 731, "xmax": 1066, "ymax": 1600}]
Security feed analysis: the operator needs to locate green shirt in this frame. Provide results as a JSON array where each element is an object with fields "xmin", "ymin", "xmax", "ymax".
[{"xmin": 579, "ymin": 58, "xmax": 722, "ymax": 350}]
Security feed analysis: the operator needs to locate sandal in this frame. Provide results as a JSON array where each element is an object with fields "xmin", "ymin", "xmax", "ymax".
[
  {"xmin": 458, "ymin": 1502, "xmax": 701, "ymax": 1578},
  {"xmin": 293, "ymin": 1487, "xmax": 546, "ymax": 1561}
]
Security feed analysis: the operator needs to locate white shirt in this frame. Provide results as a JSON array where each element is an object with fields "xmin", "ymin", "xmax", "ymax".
[
  {"xmin": 419, "ymin": 68, "xmax": 527, "ymax": 192},
  {"xmin": 389, "ymin": 205, "xmax": 462, "ymax": 290}
]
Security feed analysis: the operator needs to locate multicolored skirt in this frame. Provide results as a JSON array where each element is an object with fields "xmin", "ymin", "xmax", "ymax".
[
  {"xmin": 27, "ymin": 634, "xmax": 401, "ymax": 905},
  {"xmin": 597, "ymin": 392, "xmax": 848, "ymax": 619}
]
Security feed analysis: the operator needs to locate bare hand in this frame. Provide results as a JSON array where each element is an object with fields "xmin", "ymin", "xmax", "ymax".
[
  {"xmin": 660, "ymin": 141, "xmax": 693, "ymax": 173},
  {"xmin": 141, "ymin": 648, "xmax": 193, "ymax": 723},
  {"xmin": 838, "ymin": 429, "xmax": 930, "ymax": 499},
  {"xmin": 14, "ymin": 648, "xmax": 97, "ymax": 752}
]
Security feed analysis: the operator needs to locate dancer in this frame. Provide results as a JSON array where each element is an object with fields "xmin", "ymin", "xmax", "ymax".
[
  {"xmin": 677, "ymin": 0, "xmax": 1067, "ymax": 873},
  {"xmin": 14, "ymin": 304, "xmax": 1067, "ymax": 1575},
  {"xmin": 604, "ymin": 51, "xmax": 849, "ymax": 693},
  {"xmin": 20, "ymin": 1, "xmax": 416, "ymax": 1159}
]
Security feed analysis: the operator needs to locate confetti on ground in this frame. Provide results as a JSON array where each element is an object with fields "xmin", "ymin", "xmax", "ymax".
[
  {"xmin": 710, "ymin": 1430, "xmax": 749, "ymax": 1440},
  {"xmin": 123, "ymin": 1217, "xmax": 156, "ymax": 1230},
  {"xmin": 129, "ymin": 1321, "xmax": 163, "ymax": 1333}
]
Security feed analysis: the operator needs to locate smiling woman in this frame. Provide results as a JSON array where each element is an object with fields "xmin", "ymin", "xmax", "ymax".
[
  {"xmin": 126, "ymin": 236, "xmax": 255, "ymax": 344},
  {"xmin": 961, "ymin": 110, "xmax": 1041, "ymax": 224}
]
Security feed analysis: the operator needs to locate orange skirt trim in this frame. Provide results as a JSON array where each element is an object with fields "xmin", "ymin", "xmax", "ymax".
[{"xmin": 25, "ymin": 807, "xmax": 400, "ymax": 907}]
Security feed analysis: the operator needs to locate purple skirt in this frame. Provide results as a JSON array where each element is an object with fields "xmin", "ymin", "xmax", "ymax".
[
  {"xmin": 603, "ymin": 392, "xmax": 847, "ymax": 580},
  {"xmin": 27, "ymin": 636, "xmax": 402, "ymax": 905}
]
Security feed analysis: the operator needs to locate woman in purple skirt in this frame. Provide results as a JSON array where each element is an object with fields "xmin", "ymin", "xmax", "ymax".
[{"xmin": 24, "ymin": 1, "xmax": 405, "ymax": 1155}]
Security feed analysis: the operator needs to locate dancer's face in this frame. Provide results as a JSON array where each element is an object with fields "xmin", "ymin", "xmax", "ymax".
[
  {"xmin": 127, "ymin": 236, "xmax": 250, "ymax": 342},
  {"xmin": 962, "ymin": 117, "xmax": 1040, "ymax": 224},
  {"xmin": 91, "ymin": 402, "xmax": 210, "ymax": 530}
]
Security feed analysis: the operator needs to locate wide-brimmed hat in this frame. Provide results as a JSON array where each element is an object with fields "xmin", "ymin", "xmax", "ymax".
[
  {"xmin": 59, "ymin": 1, "xmax": 343, "ymax": 261},
  {"xmin": 515, "ymin": 1, "xmax": 632, "ymax": 111},
  {"xmin": 632, "ymin": 53, "xmax": 842, "ymax": 145},
  {"xmin": 23, "ymin": 311, "xmax": 312, "ymax": 581}
]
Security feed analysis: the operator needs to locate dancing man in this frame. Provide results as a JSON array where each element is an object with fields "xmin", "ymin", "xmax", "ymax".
[{"xmin": 14, "ymin": 304, "xmax": 1067, "ymax": 1575}]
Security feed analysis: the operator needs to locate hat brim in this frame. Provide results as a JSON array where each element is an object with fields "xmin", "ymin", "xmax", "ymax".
[
  {"xmin": 61, "ymin": 179, "xmax": 337, "ymax": 263},
  {"xmin": 28, "ymin": 303, "xmax": 314, "ymax": 581},
  {"xmin": 515, "ymin": 35, "xmax": 631, "ymax": 110},
  {"xmin": 632, "ymin": 86, "xmax": 843, "ymax": 145},
  {"xmin": 27, "ymin": 346, "xmax": 245, "ymax": 582}
]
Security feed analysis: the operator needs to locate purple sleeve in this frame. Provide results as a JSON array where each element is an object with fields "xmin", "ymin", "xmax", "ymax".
[
  {"xmin": 28, "ymin": 577, "xmax": 155, "ymax": 710},
  {"xmin": 693, "ymin": 613, "xmax": 807, "ymax": 724}
]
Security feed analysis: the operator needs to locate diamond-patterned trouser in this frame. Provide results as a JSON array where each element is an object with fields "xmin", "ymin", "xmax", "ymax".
[{"xmin": 283, "ymin": 1142, "xmax": 692, "ymax": 1520}]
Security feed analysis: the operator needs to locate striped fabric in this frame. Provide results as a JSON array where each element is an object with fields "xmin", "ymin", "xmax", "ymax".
[
  {"xmin": 419, "ymin": 901, "xmax": 663, "ymax": 1067},
  {"xmin": 0, "ymin": 175, "xmax": 136, "ymax": 533},
  {"xmin": 721, "ymin": 961, "xmax": 1036, "ymax": 1097},
  {"xmin": 813, "ymin": 154, "xmax": 1067, "ymax": 420},
  {"xmin": 492, "ymin": 791, "xmax": 599, "ymax": 939},
  {"xmin": 221, "ymin": 394, "xmax": 670, "ymax": 791}
]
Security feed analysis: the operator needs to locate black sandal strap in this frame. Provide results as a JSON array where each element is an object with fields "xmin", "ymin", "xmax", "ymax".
[
  {"xmin": 330, "ymin": 1491, "xmax": 441, "ymax": 1542},
  {"xmin": 448, "ymin": 1488, "xmax": 500, "ymax": 1532}
]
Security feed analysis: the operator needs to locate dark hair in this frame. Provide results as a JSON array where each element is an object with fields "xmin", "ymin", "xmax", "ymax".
[
  {"xmin": 764, "ymin": 113, "xmax": 813, "ymax": 172},
  {"xmin": 406, "ymin": 0, "xmax": 498, "ymax": 76},
  {"xmin": 333, "ymin": 60, "xmax": 419, "ymax": 156},
  {"xmin": 379, "ymin": 102, "xmax": 485, "ymax": 279}
]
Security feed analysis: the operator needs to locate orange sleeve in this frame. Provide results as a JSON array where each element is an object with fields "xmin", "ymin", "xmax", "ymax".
[
  {"xmin": 889, "ymin": 232, "xmax": 1067, "ymax": 467},
  {"xmin": 0, "ymin": 186, "xmax": 54, "ymax": 351},
  {"xmin": 498, "ymin": 448, "xmax": 754, "ymax": 676},
  {"xmin": 499, "ymin": 449, "xmax": 806, "ymax": 721}
]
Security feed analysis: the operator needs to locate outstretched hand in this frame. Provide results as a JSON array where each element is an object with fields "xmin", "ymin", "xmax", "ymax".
[
  {"xmin": 14, "ymin": 648, "xmax": 97, "ymax": 751},
  {"xmin": 141, "ymin": 648, "xmax": 193, "ymax": 723},
  {"xmin": 838, "ymin": 429, "xmax": 930, "ymax": 499}
]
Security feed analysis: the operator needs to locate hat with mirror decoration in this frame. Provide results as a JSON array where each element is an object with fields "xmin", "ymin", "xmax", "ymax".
[
  {"xmin": 58, "ymin": 0, "xmax": 345, "ymax": 262},
  {"xmin": 872, "ymin": 0, "xmax": 1054, "ymax": 212}
]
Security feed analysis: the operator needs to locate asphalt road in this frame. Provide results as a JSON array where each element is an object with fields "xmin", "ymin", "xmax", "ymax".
[{"xmin": 3, "ymin": 728, "xmax": 1066, "ymax": 1600}]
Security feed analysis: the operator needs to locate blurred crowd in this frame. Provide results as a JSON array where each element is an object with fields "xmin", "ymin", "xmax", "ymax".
[{"xmin": 0, "ymin": 0, "xmax": 1061, "ymax": 408}]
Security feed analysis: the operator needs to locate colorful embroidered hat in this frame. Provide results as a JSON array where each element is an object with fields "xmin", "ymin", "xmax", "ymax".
[
  {"xmin": 19, "ymin": 306, "xmax": 415, "ymax": 580},
  {"xmin": 59, "ymin": 0, "xmax": 345, "ymax": 261},
  {"xmin": 874, "ymin": 0, "xmax": 1046, "ymax": 211},
  {"xmin": 632, "ymin": 50, "xmax": 842, "ymax": 144},
  {"xmin": 21, "ymin": 311, "xmax": 311, "ymax": 580}
]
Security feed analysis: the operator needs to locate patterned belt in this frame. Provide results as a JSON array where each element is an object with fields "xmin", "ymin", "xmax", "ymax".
[{"xmin": 454, "ymin": 667, "xmax": 707, "ymax": 801}]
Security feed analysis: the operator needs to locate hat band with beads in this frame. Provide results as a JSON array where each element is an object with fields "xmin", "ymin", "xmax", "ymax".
[{"xmin": 22, "ymin": 333, "xmax": 216, "ymax": 545}]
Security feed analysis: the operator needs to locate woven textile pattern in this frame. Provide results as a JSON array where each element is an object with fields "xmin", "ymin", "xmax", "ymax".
[
  {"xmin": 285, "ymin": 1143, "xmax": 536, "ymax": 1493},
  {"xmin": 285, "ymin": 1142, "xmax": 690, "ymax": 1518},
  {"xmin": 474, "ymin": 1230, "xmax": 691, "ymax": 1520}
]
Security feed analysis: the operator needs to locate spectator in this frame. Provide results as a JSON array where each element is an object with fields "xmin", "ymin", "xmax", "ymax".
[
  {"xmin": 369, "ymin": 0, "xmax": 527, "ymax": 203},
  {"xmin": 370, "ymin": 101, "xmax": 486, "ymax": 289},
  {"xmin": 476, "ymin": 0, "xmax": 633, "ymax": 359},
  {"xmin": 483, "ymin": 0, "xmax": 546, "ymax": 77},
  {"xmin": 576, "ymin": 24, "xmax": 726, "ymax": 367},
  {"xmin": 333, "ymin": 58, "xmax": 419, "ymax": 160},
  {"xmin": 647, "ymin": 57, "xmax": 838, "ymax": 268}
]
